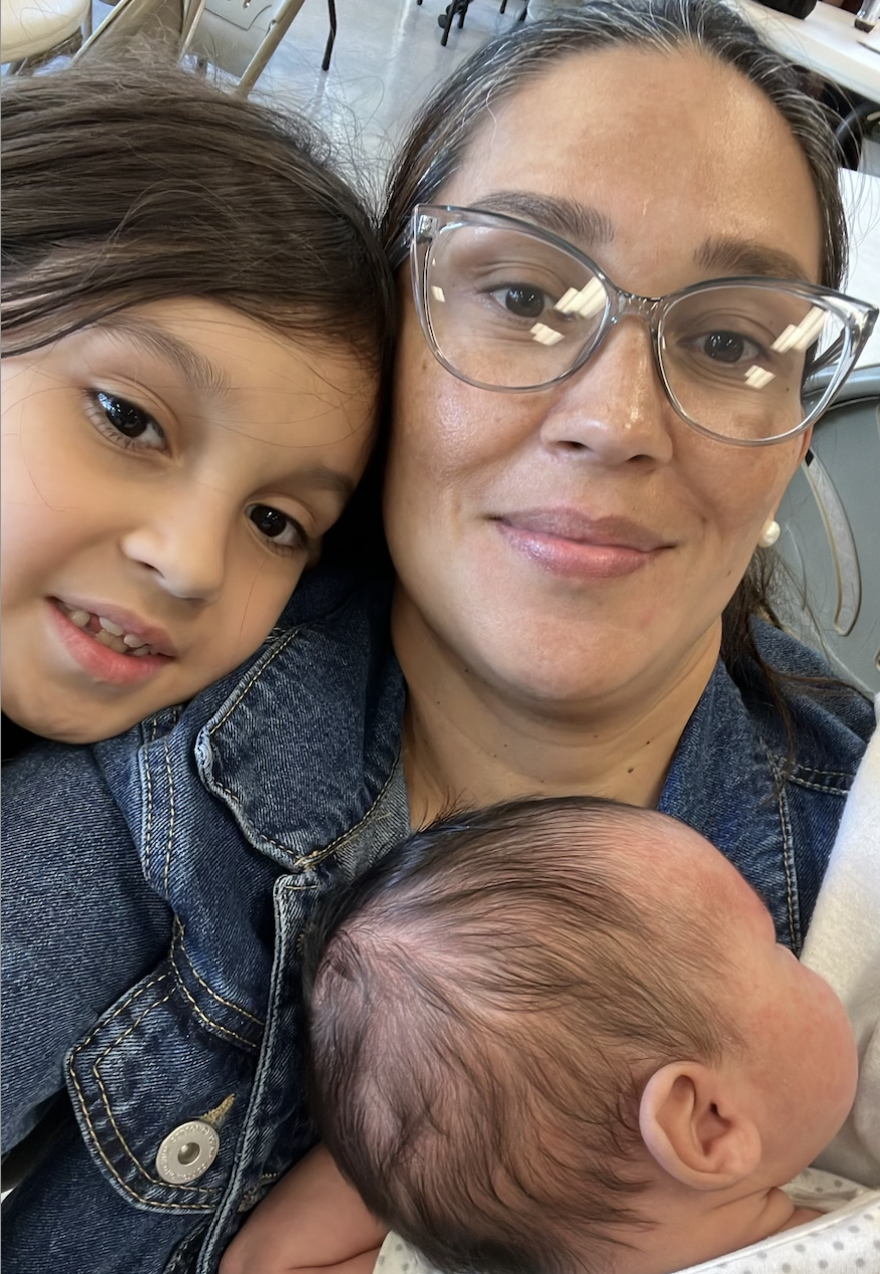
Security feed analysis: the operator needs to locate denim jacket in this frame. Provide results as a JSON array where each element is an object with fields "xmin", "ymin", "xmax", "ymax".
[{"xmin": 1, "ymin": 568, "xmax": 873, "ymax": 1274}]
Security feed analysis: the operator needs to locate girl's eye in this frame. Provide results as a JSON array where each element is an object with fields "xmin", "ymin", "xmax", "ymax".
[
  {"xmin": 246, "ymin": 504, "xmax": 308, "ymax": 552},
  {"xmin": 91, "ymin": 392, "xmax": 166, "ymax": 450}
]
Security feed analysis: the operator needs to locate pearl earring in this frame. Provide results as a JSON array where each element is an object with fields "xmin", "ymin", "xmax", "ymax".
[{"xmin": 758, "ymin": 519, "xmax": 781, "ymax": 548}]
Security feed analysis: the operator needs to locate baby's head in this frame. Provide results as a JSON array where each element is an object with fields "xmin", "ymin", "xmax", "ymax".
[
  {"xmin": 1, "ymin": 60, "xmax": 394, "ymax": 744},
  {"xmin": 306, "ymin": 797, "xmax": 856, "ymax": 1274}
]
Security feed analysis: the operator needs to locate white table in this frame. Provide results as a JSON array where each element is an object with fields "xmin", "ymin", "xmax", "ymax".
[{"xmin": 737, "ymin": 0, "xmax": 880, "ymax": 103}]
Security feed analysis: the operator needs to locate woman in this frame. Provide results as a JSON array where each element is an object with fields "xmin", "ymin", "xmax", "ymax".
[{"xmin": 2, "ymin": 3, "xmax": 875, "ymax": 1271}]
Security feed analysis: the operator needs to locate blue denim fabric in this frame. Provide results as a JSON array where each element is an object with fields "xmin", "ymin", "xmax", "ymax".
[{"xmin": 1, "ymin": 566, "xmax": 873, "ymax": 1274}]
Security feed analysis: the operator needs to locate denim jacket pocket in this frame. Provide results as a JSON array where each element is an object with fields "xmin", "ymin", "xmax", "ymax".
[{"xmin": 66, "ymin": 950, "xmax": 261, "ymax": 1214}]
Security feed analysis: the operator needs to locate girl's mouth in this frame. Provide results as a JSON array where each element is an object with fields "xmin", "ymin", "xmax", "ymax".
[{"xmin": 55, "ymin": 600, "xmax": 162, "ymax": 657}]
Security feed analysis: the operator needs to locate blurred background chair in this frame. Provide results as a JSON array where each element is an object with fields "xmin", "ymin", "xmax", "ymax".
[
  {"xmin": 774, "ymin": 364, "xmax": 880, "ymax": 695},
  {"xmin": 74, "ymin": 0, "xmax": 332, "ymax": 93},
  {"xmin": 1, "ymin": 0, "xmax": 91, "ymax": 70},
  {"xmin": 425, "ymin": 0, "xmax": 526, "ymax": 48}
]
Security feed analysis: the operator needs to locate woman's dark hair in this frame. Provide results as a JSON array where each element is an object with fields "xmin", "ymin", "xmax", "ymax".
[
  {"xmin": 381, "ymin": 0, "xmax": 851, "ymax": 697},
  {"xmin": 1, "ymin": 58, "xmax": 397, "ymax": 569}
]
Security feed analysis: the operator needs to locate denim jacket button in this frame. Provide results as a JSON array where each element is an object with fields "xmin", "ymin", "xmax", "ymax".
[{"xmin": 155, "ymin": 1120, "xmax": 220, "ymax": 1184}]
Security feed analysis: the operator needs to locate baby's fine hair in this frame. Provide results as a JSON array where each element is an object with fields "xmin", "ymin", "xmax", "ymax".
[
  {"xmin": 1, "ymin": 58, "xmax": 395, "ymax": 379},
  {"xmin": 305, "ymin": 796, "xmax": 738, "ymax": 1274}
]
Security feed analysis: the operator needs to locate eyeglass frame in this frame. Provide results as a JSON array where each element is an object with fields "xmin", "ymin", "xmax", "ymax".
[{"xmin": 392, "ymin": 204, "xmax": 878, "ymax": 448}]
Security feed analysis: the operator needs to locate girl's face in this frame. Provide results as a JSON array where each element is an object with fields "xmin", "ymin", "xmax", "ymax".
[
  {"xmin": 385, "ymin": 47, "xmax": 820, "ymax": 713},
  {"xmin": 1, "ymin": 298, "xmax": 377, "ymax": 744}
]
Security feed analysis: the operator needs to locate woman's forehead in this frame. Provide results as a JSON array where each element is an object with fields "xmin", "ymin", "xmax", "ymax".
[{"xmin": 438, "ymin": 45, "xmax": 822, "ymax": 281}]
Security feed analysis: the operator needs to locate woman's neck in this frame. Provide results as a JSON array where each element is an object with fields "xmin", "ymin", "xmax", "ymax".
[{"xmin": 395, "ymin": 601, "xmax": 721, "ymax": 825}]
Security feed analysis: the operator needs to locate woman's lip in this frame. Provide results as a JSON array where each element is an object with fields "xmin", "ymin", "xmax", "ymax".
[
  {"xmin": 49, "ymin": 604, "xmax": 173, "ymax": 687},
  {"xmin": 494, "ymin": 512, "xmax": 671, "ymax": 580},
  {"xmin": 54, "ymin": 596, "xmax": 177, "ymax": 656},
  {"xmin": 495, "ymin": 510, "xmax": 671, "ymax": 552}
]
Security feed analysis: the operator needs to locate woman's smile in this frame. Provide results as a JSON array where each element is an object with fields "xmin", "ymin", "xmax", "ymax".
[
  {"xmin": 492, "ymin": 509, "xmax": 672, "ymax": 581},
  {"xmin": 386, "ymin": 44, "xmax": 818, "ymax": 714}
]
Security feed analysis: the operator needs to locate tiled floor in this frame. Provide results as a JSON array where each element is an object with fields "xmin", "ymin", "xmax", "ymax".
[
  {"xmin": 252, "ymin": 0, "xmax": 527, "ymax": 177},
  {"xmin": 87, "ymin": 0, "xmax": 527, "ymax": 188}
]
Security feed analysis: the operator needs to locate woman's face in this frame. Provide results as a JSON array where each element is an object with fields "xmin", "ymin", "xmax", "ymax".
[
  {"xmin": 385, "ymin": 47, "xmax": 821, "ymax": 712},
  {"xmin": 1, "ymin": 298, "xmax": 376, "ymax": 743}
]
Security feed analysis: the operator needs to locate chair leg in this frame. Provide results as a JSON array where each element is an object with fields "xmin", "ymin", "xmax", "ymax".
[{"xmin": 321, "ymin": 0, "xmax": 336, "ymax": 70}]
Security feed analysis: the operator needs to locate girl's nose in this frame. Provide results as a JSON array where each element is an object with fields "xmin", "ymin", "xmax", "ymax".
[
  {"xmin": 538, "ymin": 318, "xmax": 676, "ymax": 466},
  {"xmin": 120, "ymin": 488, "xmax": 230, "ymax": 604}
]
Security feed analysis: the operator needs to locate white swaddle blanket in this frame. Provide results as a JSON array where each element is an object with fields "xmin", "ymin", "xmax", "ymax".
[
  {"xmin": 376, "ymin": 1171, "xmax": 880, "ymax": 1274},
  {"xmin": 376, "ymin": 704, "xmax": 880, "ymax": 1274}
]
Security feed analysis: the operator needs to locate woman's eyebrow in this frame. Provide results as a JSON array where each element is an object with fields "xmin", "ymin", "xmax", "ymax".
[
  {"xmin": 93, "ymin": 315, "xmax": 233, "ymax": 399},
  {"xmin": 695, "ymin": 237, "xmax": 810, "ymax": 283},
  {"xmin": 472, "ymin": 191, "xmax": 615, "ymax": 248}
]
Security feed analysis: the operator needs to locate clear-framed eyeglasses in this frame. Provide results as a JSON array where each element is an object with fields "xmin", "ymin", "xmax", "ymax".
[{"xmin": 396, "ymin": 205, "xmax": 878, "ymax": 446}]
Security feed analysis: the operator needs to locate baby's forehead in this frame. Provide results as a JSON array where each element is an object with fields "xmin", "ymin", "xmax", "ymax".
[{"xmin": 602, "ymin": 811, "xmax": 747, "ymax": 917}]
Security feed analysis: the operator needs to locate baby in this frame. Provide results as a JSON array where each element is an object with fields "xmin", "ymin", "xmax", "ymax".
[{"xmin": 222, "ymin": 748, "xmax": 880, "ymax": 1274}]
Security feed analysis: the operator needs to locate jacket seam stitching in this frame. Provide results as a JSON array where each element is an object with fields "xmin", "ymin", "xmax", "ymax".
[
  {"xmin": 173, "ymin": 918, "xmax": 264, "ymax": 1027},
  {"xmin": 143, "ymin": 748, "xmax": 154, "ymax": 883},
  {"xmin": 68, "ymin": 975, "xmax": 217, "ymax": 1208},
  {"xmin": 208, "ymin": 756, "xmax": 401, "ymax": 863},
  {"xmin": 764, "ymin": 752, "xmax": 855, "ymax": 791},
  {"xmin": 163, "ymin": 738, "xmax": 175, "ymax": 897},
  {"xmin": 169, "ymin": 925, "xmax": 262, "ymax": 1043},
  {"xmin": 781, "ymin": 776, "xmax": 851, "ymax": 796},
  {"xmin": 73, "ymin": 971, "xmax": 171, "ymax": 1047},
  {"xmin": 207, "ymin": 628, "xmax": 299, "ymax": 736},
  {"xmin": 91, "ymin": 995, "xmax": 216, "ymax": 1196},
  {"xmin": 66, "ymin": 1054, "xmax": 212, "ymax": 1211}
]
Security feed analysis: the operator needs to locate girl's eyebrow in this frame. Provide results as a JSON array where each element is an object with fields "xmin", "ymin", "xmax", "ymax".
[
  {"xmin": 93, "ymin": 315, "xmax": 233, "ymax": 399},
  {"xmin": 295, "ymin": 465, "xmax": 356, "ymax": 502}
]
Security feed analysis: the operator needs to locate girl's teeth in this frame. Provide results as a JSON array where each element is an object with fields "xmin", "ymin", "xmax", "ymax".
[
  {"xmin": 94, "ymin": 630, "xmax": 129, "ymax": 655},
  {"xmin": 60, "ymin": 603, "xmax": 156, "ymax": 655}
]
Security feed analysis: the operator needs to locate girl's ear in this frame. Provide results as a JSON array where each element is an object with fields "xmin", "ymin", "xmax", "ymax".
[{"xmin": 639, "ymin": 1062, "xmax": 762, "ymax": 1191}]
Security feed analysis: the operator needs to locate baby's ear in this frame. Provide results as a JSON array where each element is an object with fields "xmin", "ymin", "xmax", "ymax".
[{"xmin": 639, "ymin": 1062, "xmax": 762, "ymax": 1191}]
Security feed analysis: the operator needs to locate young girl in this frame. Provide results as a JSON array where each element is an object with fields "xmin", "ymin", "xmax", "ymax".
[
  {"xmin": 0, "ymin": 57, "xmax": 393, "ymax": 1162},
  {"xmin": 1, "ymin": 58, "xmax": 394, "ymax": 753}
]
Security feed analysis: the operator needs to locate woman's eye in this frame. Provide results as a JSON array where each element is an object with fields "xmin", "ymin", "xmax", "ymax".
[
  {"xmin": 695, "ymin": 330, "xmax": 761, "ymax": 365},
  {"xmin": 247, "ymin": 504, "xmax": 308, "ymax": 552},
  {"xmin": 91, "ymin": 392, "xmax": 166, "ymax": 449},
  {"xmin": 490, "ymin": 284, "xmax": 551, "ymax": 320}
]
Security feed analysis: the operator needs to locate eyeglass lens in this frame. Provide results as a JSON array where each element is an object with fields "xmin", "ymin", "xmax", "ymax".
[{"xmin": 420, "ymin": 222, "xmax": 847, "ymax": 441}]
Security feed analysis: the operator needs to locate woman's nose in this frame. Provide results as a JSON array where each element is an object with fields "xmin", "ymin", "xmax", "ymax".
[
  {"xmin": 120, "ymin": 488, "xmax": 230, "ymax": 604},
  {"xmin": 538, "ymin": 318, "xmax": 675, "ymax": 465}
]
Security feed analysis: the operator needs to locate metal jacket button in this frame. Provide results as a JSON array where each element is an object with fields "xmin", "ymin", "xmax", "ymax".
[{"xmin": 155, "ymin": 1120, "xmax": 219, "ymax": 1184}]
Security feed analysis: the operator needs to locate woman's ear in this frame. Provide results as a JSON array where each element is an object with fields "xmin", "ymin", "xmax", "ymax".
[{"xmin": 639, "ymin": 1062, "xmax": 762, "ymax": 1191}]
